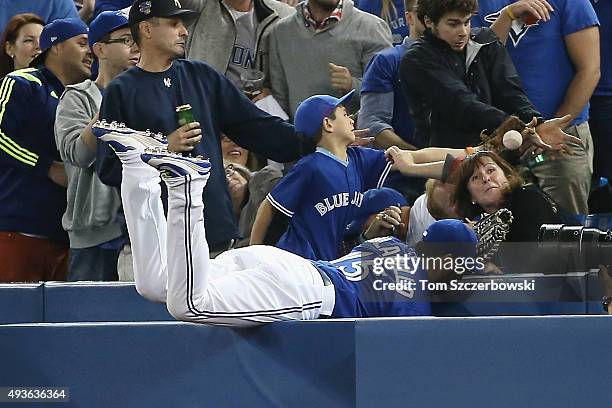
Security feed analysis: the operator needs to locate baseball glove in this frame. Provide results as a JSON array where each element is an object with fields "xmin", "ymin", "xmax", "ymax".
[
  {"xmin": 473, "ymin": 208, "xmax": 514, "ymax": 261},
  {"xmin": 479, "ymin": 116, "xmax": 528, "ymax": 154}
]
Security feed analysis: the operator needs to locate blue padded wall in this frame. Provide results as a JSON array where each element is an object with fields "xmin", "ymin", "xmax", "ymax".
[
  {"xmin": 1, "ymin": 317, "xmax": 611, "ymax": 407},
  {"xmin": 0, "ymin": 321, "xmax": 355, "ymax": 408},
  {"xmin": 43, "ymin": 282, "xmax": 173, "ymax": 322},
  {"xmin": 0, "ymin": 283, "xmax": 43, "ymax": 324},
  {"xmin": 355, "ymin": 316, "xmax": 612, "ymax": 408}
]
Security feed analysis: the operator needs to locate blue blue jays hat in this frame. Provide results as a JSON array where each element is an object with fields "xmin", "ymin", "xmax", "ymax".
[
  {"xmin": 89, "ymin": 9, "xmax": 130, "ymax": 47},
  {"xmin": 422, "ymin": 219, "xmax": 477, "ymax": 258},
  {"xmin": 345, "ymin": 187, "xmax": 408, "ymax": 236},
  {"xmin": 30, "ymin": 18, "xmax": 89, "ymax": 67},
  {"xmin": 294, "ymin": 90, "xmax": 355, "ymax": 138}
]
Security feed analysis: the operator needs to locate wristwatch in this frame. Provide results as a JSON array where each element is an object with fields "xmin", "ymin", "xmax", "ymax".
[{"xmin": 602, "ymin": 296, "xmax": 612, "ymax": 313}]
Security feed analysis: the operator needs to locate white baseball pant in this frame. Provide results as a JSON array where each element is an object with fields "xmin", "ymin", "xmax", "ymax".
[{"xmin": 122, "ymin": 160, "xmax": 335, "ymax": 326}]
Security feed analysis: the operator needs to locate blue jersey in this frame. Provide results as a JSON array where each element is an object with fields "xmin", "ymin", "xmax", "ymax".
[
  {"xmin": 355, "ymin": 0, "xmax": 408, "ymax": 44},
  {"xmin": 592, "ymin": 0, "xmax": 612, "ymax": 96},
  {"xmin": 361, "ymin": 37, "xmax": 417, "ymax": 146},
  {"xmin": 268, "ymin": 147, "xmax": 392, "ymax": 261},
  {"xmin": 472, "ymin": 0, "xmax": 599, "ymax": 124},
  {"xmin": 313, "ymin": 236, "xmax": 431, "ymax": 318}
]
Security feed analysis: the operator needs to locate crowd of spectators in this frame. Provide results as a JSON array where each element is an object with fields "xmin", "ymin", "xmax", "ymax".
[{"xmin": 0, "ymin": 0, "xmax": 610, "ymax": 290}]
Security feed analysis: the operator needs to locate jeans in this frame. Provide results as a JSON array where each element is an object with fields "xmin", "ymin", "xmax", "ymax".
[{"xmin": 68, "ymin": 246, "xmax": 121, "ymax": 281}]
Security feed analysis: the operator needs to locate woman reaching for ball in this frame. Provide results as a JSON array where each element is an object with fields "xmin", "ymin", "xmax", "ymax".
[{"xmin": 385, "ymin": 116, "xmax": 582, "ymax": 272}]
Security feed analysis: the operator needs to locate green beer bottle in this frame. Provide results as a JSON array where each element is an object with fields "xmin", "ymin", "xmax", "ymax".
[{"xmin": 176, "ymin": 104, "xmax": 195, "ymax": 127}]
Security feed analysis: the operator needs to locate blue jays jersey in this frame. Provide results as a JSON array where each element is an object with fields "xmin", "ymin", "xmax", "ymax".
[
  {"xmin": 472, "ymin": 0, "xmax": 599, "ymax": 124},
  {"xmin": 268, "ymin": 147, "xmax": 392, "ymax": 261},
  {"xmin": 312, "ymin": 236, "xmax": 431, "ymax": 318}
]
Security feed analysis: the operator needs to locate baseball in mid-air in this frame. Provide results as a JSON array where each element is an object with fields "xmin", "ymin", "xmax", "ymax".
[{"xmin": 503, "ymin": 130, "xmax": 523, "ymax": 150}]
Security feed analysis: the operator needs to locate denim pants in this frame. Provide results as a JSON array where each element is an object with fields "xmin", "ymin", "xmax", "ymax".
[{"xmin": 68, "ymin": 246, "xmax": 121, "ymax": 281}]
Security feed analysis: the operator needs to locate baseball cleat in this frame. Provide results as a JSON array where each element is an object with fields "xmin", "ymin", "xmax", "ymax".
[
  {"xmin": 141, "ymin": 148, "xmax": 211, "ymax": 180},
  {"xmin": 92, "ymin": 120, "xmax": 168, "ymax": 156}
]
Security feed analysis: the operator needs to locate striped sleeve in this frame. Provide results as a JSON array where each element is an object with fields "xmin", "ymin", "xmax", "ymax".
[
  {"xmin": 265, "ymin": 159, "xmax": 312, "ymax": 218},
  {"xmin": 0, "ymin": 76, "xmax": 52, "ymax": 175},
  {"xmin": 359, "ymin": 147, "xmax": 393, "ymax": 190}
]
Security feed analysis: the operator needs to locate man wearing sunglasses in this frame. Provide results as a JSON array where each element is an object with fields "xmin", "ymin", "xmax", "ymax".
[{"xmin": 54, "ymin": 9, "xmax": 140, "ymax": 281}]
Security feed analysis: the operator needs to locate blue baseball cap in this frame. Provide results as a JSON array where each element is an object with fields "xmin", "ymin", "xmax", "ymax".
[
  {"xmin": 345, "ymin": 187, "xmax": 408, "ymax": 236},
  {"xmin": 421, "ymin": 219, "xmax": 477, "ymax": 258},
  {"xmin": 30, "ymin": 18, "xmax": 89, "ymax": 67},
  {"xmin": 89, "ymin": 9, "xmax": 130, "ymax": 47},
  {"xmin": 294, "ymin": 90, "xmax": 355, "ymax": 138}
]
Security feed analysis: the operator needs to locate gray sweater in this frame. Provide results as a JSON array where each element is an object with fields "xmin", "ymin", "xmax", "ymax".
[
  {"xmin": 182, "ymin": 0, "xmax": 293, "ymax": 75},
  {"xmin": 267, "ymin": 0, "xmax": 392, "ymax": 118},
  {"xmin": 54, "ymin": 80, "xmax": 123, "ymax": 249}
]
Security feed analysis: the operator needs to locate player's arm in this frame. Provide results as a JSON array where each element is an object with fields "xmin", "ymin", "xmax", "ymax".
[
  {"xmin": 0, "ymin": 75, "xmax": 63, "ymax": 184},
  {"xmin": 554, "ymin": 25, "xmax": 600, "ymax": 120},
  {"xmin": 250, "ymin": 198, "xmax": 277, "ymax": 245}
]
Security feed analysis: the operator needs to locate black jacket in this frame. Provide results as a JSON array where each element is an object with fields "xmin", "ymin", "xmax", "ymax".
[{"xmin": 400, "ymin": 28, "xmax": 542, "ymax": 148}]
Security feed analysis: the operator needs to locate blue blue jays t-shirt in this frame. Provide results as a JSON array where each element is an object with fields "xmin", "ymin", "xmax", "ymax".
[
  {"xmin": 361, "ymin": 37, "xmax": 417, "ymax": 145},
  {"xmin": 355, "ymin": 0, "xmax": 408, "ymax": 44},
  {"xmin": 268, "ymin": 147, "xmax": 392, "ymax": 261},
  {"xmin": 472, "ymin": 0, "xmax": 599, "ymax": 124},
  {"xmin": 313, "ymin": 236, "xmax": 431, "ymax": 318},
  {"xmin": 592, "ymin": 0, "xmax": 612, "ymax": 96}
]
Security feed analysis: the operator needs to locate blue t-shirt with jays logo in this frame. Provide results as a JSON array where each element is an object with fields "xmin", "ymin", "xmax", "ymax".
[
  {"xmin": 268, "ymin": 147, "xmax": 391, "ymax": 261},
  {"xmin": 313, "ymin": 236, "xmax": 431, "ymax": 317},
  {"xmin": 472, "ymin": 0, "xmax": 599, "ymax": 124},
  {"xmin": 356, "ymin": 0, "xmax": 408, "ymax": 45}
]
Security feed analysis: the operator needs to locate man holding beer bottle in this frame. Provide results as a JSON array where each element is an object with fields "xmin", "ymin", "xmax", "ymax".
[{"xmin": 96, "ymin": 0, "xmax": 312, "ymax": 256}]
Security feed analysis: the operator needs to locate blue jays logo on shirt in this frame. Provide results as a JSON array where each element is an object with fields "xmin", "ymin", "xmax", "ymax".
[
  {"xmin": 483, "ymin": 11, "xmax": 539, "ymax": 47},
  {"xmin": 314, "ymin": 191, "xmax": 364, "ymax": 216}
]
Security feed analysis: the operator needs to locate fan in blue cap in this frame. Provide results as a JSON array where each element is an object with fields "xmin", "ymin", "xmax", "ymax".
[
  {"xmin": 252, "ymin": 90, "xmax": 395, "ymax": 261},
  {"xmin": 30, "ymin": 18, "xmax": 89, "ymax": 68}
]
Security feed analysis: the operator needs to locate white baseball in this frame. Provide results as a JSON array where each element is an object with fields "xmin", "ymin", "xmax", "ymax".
[{"xmin": 503, "ymin": 130, "xmax": 523, "ymax": 150}]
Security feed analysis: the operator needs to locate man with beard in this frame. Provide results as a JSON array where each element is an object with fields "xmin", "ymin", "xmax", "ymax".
[
  {"xmin": 96, "ymin": 0, "xmax": 314, "ymax": 258},
  {"xmin": 55, "ymin": 10, "xmax": 140, "ymax": 281},
  {"xmin": 267, "ymin": 0, "xmax": 393, "ymax": 119},
  {"xmin": 0, "ymin": 17, "xmax": 92, "ymax": 282}
]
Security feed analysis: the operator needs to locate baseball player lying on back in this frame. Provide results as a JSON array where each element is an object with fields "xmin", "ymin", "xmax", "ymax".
[
  {"xmin": 93, "ymin": 121, "xmax": 479, "ymax": 326},
  {"xmin": 250, "ymin": 91, "xmax": 393, "ymax": 261}
]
